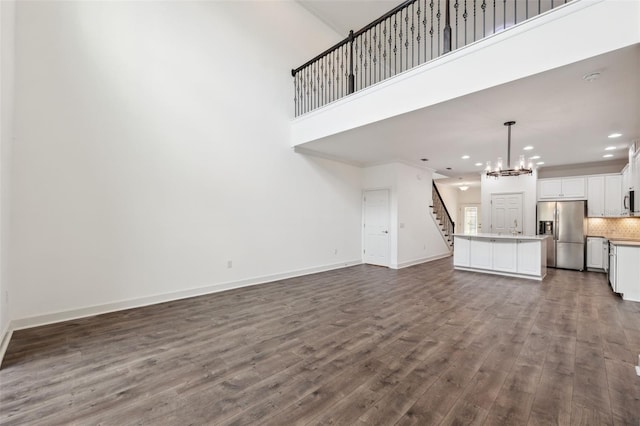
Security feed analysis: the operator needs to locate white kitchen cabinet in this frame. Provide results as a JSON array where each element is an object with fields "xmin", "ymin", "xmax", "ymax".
[
  {"xmin": 492, "ymin": 240, "xmax": 517, "ymax": 272},
  {"xmin": 622, "ymin": 164, "xmax": 631, "ymax": 215},
  {"xmin": 587, "ymin": 176, "xmax": 605, "ymax": 217},
  {"xmin": 604, "ymin": 175, "xmax": 623, "ymax": 216},
  {"xmin": 453, "ymin": 236, "xmax": 470, "ymax": 267},
  {"xmin": 538, "ymin": 177, "xmax": 586, "ymax": 200},
  {"xmin": 587, "ymin": 237, "xmax": 605, "ymax": 270},
  {"xmin": 453, "ymin": 235, "xmax": 547, "ymax": 280},
  {"xmin": 469, "ymin": 239, "xmax": 492, "ymax": 269},
  {"xmin": 517, "ymin": 239, "xmax": 542, "ymax": 275},
  {"xmin": 584, "ymin": 174, "xmax": 623, "ymax": 217},
  {"xmin": 610, "ymin": 242, "xmax": 640, "ymax": 302}
]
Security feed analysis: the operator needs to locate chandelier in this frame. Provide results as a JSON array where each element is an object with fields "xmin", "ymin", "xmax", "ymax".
[{"xmin": 485, "ymin": 121, "xmax": 533, "ymax": 178}]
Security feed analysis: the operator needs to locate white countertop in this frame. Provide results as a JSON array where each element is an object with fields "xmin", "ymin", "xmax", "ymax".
[
  {"xmin": 609, "ymin": 240, "xmax": 640, "ymax": 247},
  {"xmin": 453, "ymin": 233, "xmax": 551, "ymax": 241}
]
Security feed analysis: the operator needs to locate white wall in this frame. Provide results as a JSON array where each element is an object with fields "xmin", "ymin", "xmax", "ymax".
[
  {"xmin": 395, "ymin": 163, "xmax": 449, "ymax": 267},
  {"xmin": 0, "ymin": 0, "xmax": 15, "ymax": 355},
  {"xmin": 481, "ymin": 171, "xmax": 538, "ymax": 236},
  {"xmin": 10, "ymin": 1, "xmax": 363, "ymax": 324},
  {"xmin": 292, "ymin": 0, "xmax": 640, "ymax": 145},
  {"xmin": 363, "ymin": 162, "xmax": 450, "ymax": 269}
]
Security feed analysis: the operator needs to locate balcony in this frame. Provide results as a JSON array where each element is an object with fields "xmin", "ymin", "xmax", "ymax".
[{"xmin": 290, "ymin": 0, "xmax": 640, "ymax": 179}]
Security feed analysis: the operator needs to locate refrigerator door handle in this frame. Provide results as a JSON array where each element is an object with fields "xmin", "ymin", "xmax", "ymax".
[{"xmin": 555, "ymin": 208, "xmax": 559, "ymax": 240}]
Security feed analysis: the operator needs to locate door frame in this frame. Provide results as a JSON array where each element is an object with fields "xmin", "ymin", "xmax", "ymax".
[{"xmin": 362, "ymin": 188, "xmax": 391, "ymax": 267}]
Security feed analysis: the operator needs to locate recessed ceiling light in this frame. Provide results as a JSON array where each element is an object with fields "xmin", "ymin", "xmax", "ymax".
[
  {"xmin": 474, "ymin": 162, "xmax": 483, "ymax": 167},
  {"xmin": 523, "ymin": 146, "xmax": 534, "ymax": 151},
  {"xmin": 536, "ymin": 161, "xmax": 545, "ymax": 165},
  {"xmin": 461, "ymin": 155, "xmax": 470, "ymax": 159},
  {"xmin": 529, "ymin": 155, "xmax": 540, "ymax": 160},
  {"xmin": 583, "ymin": 72, "xmax": 601, "ymax": 82},
  {"xmin": 605, "ymin": 146, "xmax": 616, "ymax": 151},
  {"xmin": 608, "ymin": 133, "xmax": 622, "ymax": 138},
  {"xmin": 603, "ymin": 154, "xmax": 614, "ymax": 158}
]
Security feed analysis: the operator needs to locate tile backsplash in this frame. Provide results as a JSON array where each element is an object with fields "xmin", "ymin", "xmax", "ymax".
[{"xmin": 587, "ymin": 217, "xmax": 640, "ymax": 240}]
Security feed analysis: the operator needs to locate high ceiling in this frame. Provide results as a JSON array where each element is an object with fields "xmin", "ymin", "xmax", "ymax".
[
  {"xmin": 296, "ymin": 0, "xmax": 400, "ymax": 36},
  {"xmin": 295, "ymin": 1, "xmax": 640, "ymax": 186}
]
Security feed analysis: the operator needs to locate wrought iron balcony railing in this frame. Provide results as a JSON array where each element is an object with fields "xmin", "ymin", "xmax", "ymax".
[{"xmin": 292, "ymin": 0, "xmax": 571, "ymax": 117}]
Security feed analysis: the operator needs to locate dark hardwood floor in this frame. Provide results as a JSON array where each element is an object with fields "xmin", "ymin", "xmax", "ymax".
[{"xmin": 1, "ymin": 258, "xmax": 640, "ymax": 425}]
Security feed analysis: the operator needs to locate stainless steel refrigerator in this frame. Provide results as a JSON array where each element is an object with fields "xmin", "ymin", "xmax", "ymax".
[{"xmin": 536, "ymin": 201, "xmax": 586, "ymax": 270}]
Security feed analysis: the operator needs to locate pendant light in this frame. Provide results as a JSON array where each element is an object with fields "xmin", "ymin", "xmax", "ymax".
[{"xmin": 485, "ymin": 121, "xmax": 533, "ymax": 178}]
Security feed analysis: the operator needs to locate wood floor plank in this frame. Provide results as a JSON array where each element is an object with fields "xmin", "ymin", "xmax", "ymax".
[{"xmin": 1, "ymin": 259, "xmax": 639, "ymax": 425}]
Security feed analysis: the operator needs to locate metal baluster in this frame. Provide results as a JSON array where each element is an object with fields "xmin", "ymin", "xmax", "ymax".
[
  {"xmin": 404, "ymin": 9, "xmax": 409, "ymax": 70},
  {"xmin": 416, "ymin": 2, "xmax": 421, "ymax": 64},
  {"xmin": 383, "ymin": 20, "xmax": 388, "ymax": 79},
  {"xmin": 430, "ymin": 0, "xmax": 434, "ymax": 59},
  {"xmin": 323, "ymin": 56, "xmax": 327, "ymax": 105},
  {"xmin": 377, "ymin": 24, "xmax": 382, "ymax": 83},
  {"xmin": 394, "ymin": 13, "xmax": 398, "ymax": 75},
  {"xmin": 398, "ymin": 12, "xmax": 403, "ymax": 72},
  {"xmin": 482, "ymin": 0, "xmax": 486, "ymax": 37},
  {"xmin": 493, "ymin": 0, "xmax": 496, "ymax": 35},
  {"xmin": 473, "ymin": 0, "xmax": 476, "ymax": 41},
  {"xmin": 463, "ymin": 0, "xmax": 467, "ymax": 46},
  {"xmin": 412, "ymin": 3, "xmax": 416, "ymax": 67},
  {"xmin": 437, "ymin": 0, "xmax": 441, "ymax": 56},
  {"xmin": 348, "ymin": 31, "xmax": 354, "ymax": 94},
  {"xmin": 368, "ymin": 29, "xmax": 372, "ymax": 86},
  {"xmin": 454, "ymin": 0, "xmax": 459, "ymax": 49},
  {"xmin": 514, "ymin": 0, "xmax": 517, "ymax": 25},
  {"xmin": 503, "ymin": 0, "xmax": 506, "ymax": 31}
]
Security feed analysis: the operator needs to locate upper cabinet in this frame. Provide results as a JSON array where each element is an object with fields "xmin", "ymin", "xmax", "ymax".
[
  {"xmin": 538, "ymin": 177, "xmax": 587, "ymax": 200},
  {"xmin": 604, "ymin": 175, "xmax": 623, "ymax": 217},
  {"xmin": 587, "ymin": 176, "xmax": 605, "ymax": 216}
]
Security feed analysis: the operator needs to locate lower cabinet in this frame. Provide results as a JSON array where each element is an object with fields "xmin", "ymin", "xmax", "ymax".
[
  {"xmin": 453, "ymin": 236, "xmax": 545, "ymax": 279},
  {"xmin": 614, "ymin": 244, "xmax": 640, "ymax": 302},
  {"xmin": 517, "ymin": 240, "xmax": 542, "ymax": 275},
  {"xmin": 470, "ymin": 239, "xmax": 492, "ymax": 269},
  {"xmin": 493, "ymin": 240, "xmax": 517, "ymax": 272},
  {"xmin": 586, "ymin": 237, "xmax": 606, "ymax": 270},
  {"xmin": 453, "ymin": 236, "xmax": 471, "ymax": 266}
]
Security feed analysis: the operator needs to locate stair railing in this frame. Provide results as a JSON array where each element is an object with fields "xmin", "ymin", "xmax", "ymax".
[
  {"xmin": 431, "ymin": 182, "xmax": 455, "ymax": 243},
  {"xmin": 292, "ymin": 0, "xmax": 572, "ymax": 116}
]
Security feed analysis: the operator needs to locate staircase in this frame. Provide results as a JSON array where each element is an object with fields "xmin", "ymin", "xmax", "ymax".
[{"xmin": 430, "ymin": 182, "xmax": 455, "ymax": 251}]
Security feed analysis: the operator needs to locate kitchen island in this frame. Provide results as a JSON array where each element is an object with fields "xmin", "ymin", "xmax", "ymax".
[
  {"xmin": 453, "ymin": 233, "xmax": 550, "ymax": 281},
  {"xmin": 609, "ymin": 240, "xmax": 640, "ymax": 302}
]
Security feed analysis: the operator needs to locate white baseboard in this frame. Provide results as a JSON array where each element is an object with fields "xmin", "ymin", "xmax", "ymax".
[
  {"xmin": 0, "ymin": 323, "xmax": 13, "ymax": 368},
  {"xmin": 10, "ymin": 259, "xmax": 363, "ymax": 332},
  {"xmin": 392, "ymin": 253, "xmax": 452, "ymax": 270}
]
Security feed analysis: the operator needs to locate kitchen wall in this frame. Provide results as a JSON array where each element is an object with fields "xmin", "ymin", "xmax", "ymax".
[
  {"xmin": 587, "ymin": 217, "xmax": 640, "ymax": 240},
  {"xmin": 10, "ymin": 1, "xmax": 363, "ymax": 326},
  {"xmin": 538, "ymin": 159, "xmax": 627, "ymax": 178},
  {"xmin": 481, "ymin": 171, "xmax": 538, "ymax": 235}
]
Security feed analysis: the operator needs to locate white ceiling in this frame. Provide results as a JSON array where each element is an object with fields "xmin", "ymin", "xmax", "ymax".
[
  {"xmin": 296, "ymin": 0, "xmax": 400, "ymax": 36},
  {"xmin": 295, "ymin": 1, "xmax": 640, "ymax": 187}
]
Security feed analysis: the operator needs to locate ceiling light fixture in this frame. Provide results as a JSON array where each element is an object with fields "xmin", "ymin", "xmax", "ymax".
[
  {"xmin": 529, "ymin": 155, "xmax": 541, "ymax": 160},
  {"xmin": 485, "ymin": 121, "xmax": 533, "ymax": 178},
  {"xmin": 605, "ymin": 146, "xmax": 616, "ymax": 151},
  {"xmin": 523, "ymin": 146, "xmax": 534, "ymax": 151},
  {"xmin": 461, "ymin": 155, "xmax": 470, "ymax": 159},
  {"xmin": 603, "ymin": 154, "xmax": 614, "ymax": 158},
  {"xmin": 459, "ymin": 185, "xmax": 469, "ymax": 191},
  {"xmin": 608, "ymin": 133, "xmax": 622, "ymax": 138},
  {"xmin": 536, "ymin": 161, "xmax": 545, "ymax": 165},
  {"xmin": 474, "ymin": 162, "xmax": 483, "ymax": 167}
]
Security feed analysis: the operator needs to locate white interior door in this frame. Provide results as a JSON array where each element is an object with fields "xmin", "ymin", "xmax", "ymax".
[
  {"xmin": 491, "ymin": 193, "xmax": 523, "ymax": 234},
  {"xmin": 363, "ymin": 189, "xmax": 390, "ymax": 267}
]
